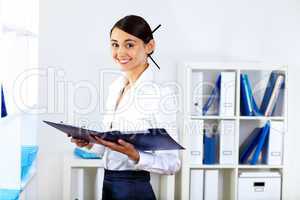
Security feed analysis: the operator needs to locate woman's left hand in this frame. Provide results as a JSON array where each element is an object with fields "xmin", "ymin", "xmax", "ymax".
[{"xmin": 91, "ymin": 135, "xmax": 140, "ymax": 162}]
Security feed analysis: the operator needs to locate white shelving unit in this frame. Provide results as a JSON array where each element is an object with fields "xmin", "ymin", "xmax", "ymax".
[
  {"xmin": 0, "ymin": 113, "xmax": 38, "ymax": 198},
  {"xmin": 176, "ymin": 62, "xmax": 287, "ymax": 200},
  {"xmin": 0, "ymin": 0, "xmax": 39, "ymax": 198}
]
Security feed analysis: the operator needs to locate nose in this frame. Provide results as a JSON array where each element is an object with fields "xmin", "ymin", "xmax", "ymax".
[{"xmin": 117, "ymin": 46, "xmax": 127, "ymax": 56}]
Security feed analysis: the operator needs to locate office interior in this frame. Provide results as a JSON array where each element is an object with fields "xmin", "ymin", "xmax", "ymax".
[{"xmin": 0, "ymin": 0, "xmax": 300, "ymax": 199}]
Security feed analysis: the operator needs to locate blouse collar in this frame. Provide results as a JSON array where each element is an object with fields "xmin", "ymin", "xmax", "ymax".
[{"xmin": 112, "ymin": 62, "xmax": 157, "ymax": 92}]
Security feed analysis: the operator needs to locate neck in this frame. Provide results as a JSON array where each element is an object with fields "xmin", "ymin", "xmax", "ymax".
[{"xmin": 125, "ymin": 62, "xmax": 149, "ymax": 86}]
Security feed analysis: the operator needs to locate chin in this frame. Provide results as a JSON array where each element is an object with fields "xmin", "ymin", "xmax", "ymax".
[
  {"xmin": 119, "ymin": 67, "xmax": 129, "ymax": 71},
  {"xmin": 119, "ymin": 67, "xmax": 132, "ymax": 72},
  {"xmin": 118, "ymin": 64, "xmax": 135, "ymax": 71}
]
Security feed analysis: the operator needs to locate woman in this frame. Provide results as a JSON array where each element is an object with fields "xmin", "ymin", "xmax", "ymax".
[{"xmin": 72, "ymin": 15, "xmax": 181, "ymax": 200}]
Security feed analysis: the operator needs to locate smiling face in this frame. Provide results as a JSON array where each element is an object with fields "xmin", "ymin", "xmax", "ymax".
[{"xmin": 110, "ymin": 27, "xmax": 155, "ymax": 71}]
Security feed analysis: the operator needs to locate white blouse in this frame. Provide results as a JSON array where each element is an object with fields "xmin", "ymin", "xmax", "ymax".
[{"xmin": 88, "ymin": 64, "xmax": 181, "ymax": 175}]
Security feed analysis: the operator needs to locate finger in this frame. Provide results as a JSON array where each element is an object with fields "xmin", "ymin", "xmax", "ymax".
[
  {"xmin": 92, "ymin": 136, "xmax": 105, "ymax": 145},
  {"xmin": 99, "ymin": 139, "xmax": 124, "ymax": 151},
  {"xmin": 97, "ymin": 138, "xmax": 123, "ymax": 149},
  {"xmin": 92, "ymin": 136, "xmax": 126, "ymax": 152},
  {"xmin": 93, "ymin": 136, "xmax": 112, "ymax": 147},
  {"xmin": 118, "ymin": 139, "xmax": 132, "ymax": 148},
  {"xmin": 96, "ymin": 137, "xmax": 115, "ymax": 146}
]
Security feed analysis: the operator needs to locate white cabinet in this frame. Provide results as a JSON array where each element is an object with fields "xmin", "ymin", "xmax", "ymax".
[{"xmin": 177, "ymin": 62, "xmax": 287, "ymax": 200}]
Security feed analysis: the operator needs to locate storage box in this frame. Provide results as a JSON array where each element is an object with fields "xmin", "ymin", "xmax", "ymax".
[{"xmin": 238, "ymin": 171, "xmax": 281, "ymax": 200}]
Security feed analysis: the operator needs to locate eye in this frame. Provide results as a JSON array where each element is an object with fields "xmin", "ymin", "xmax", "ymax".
[
  {"xmin": 125, "ymin": 43, "xmax": 134, "ymax": 48},
  {"xmin": 111, "ymin": 43, "xmax": 119, "ymax": 48}
]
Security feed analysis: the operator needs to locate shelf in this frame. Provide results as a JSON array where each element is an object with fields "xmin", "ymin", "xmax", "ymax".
[
  {"xmin": 178, "ymin": 63, "xmax": 287, "ymax": 200},
  {"xmin": 239, "ymin": 116, "xmax": 285, "ymax": 121},
  {"xmin": 190, "ymin": 164, "xmax": 235, "ymax": 169},
  {"xmin": 190, "ymin": 115, "xmax": 236, "ymax": 120},
  {"xmin": 238, "ymin": 165, "xmax": 283, "ymax": 169}
]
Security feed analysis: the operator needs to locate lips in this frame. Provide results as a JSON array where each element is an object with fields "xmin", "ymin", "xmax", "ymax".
[{"xmin": 117, "ymin": 58, "xmax": 131, "ymax": 64}]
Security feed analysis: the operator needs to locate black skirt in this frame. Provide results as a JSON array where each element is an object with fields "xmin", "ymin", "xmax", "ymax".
[{"xmin": 102, "ymin": 169, "xmax": 157, "ymax": 200}]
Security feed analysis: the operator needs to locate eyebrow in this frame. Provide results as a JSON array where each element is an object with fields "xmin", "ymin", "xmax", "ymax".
[{"xmin": 111, "ymin": 39, "xmax": 137, "ymax": 43}]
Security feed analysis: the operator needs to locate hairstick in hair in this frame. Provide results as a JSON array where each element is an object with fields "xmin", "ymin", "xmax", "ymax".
[
  {"xmin": 149, "ymin": 55, "xmax": 160, "ymax": 70},
  {"xmin": 149, "ymin": 24, "xmax": 161, "ymax": 70},
  {"xmin": 152, "ymin": 24, "xmax": 161, "ymax": 33}
]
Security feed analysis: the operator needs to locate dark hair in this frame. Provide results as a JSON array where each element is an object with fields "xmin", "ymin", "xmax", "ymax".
[
  {"xmin": 110, "ymin": 15, "xmax": 153, "ymax": 45},
  {"xmin": 110, "ymin": 15, "xmax": 160, "ymax": 69}
]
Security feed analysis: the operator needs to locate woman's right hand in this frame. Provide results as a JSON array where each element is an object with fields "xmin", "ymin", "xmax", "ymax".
[{"xmin": 71, "ymin": 138, "xmax": 94, "ymax": 149}]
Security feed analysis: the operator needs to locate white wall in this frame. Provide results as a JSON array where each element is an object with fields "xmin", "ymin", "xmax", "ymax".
[{"xmin": 39, "ymin": 0, "xmax": 300, "ymax": 199}]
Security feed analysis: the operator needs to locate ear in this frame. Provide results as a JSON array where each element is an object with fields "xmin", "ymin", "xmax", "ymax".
[{"xmin": 145, "ymin": 39, "xmax": 155, "ymax": 55}]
